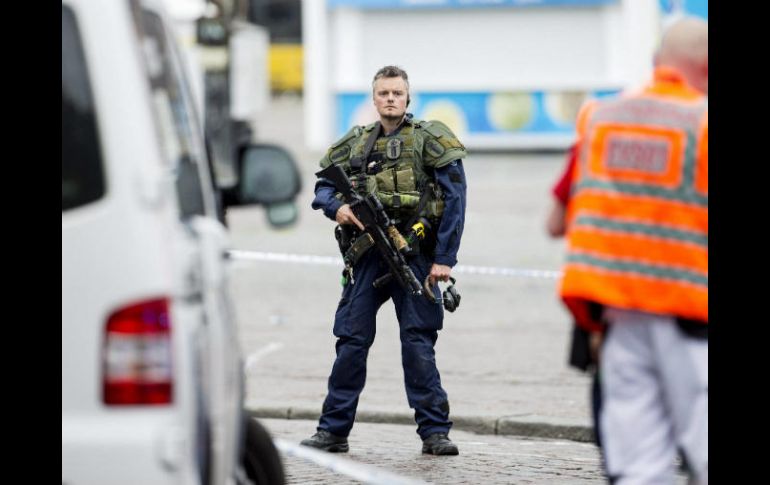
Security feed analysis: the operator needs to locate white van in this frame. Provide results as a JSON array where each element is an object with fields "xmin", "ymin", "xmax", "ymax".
[{"xmin": 62, "ymin": 0, "xmax": 297, "ymax": 483}]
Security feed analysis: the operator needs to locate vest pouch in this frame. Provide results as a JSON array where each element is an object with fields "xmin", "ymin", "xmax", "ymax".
[
  {"xmin": 395, "ymin": 167, "xmax": 417, "ymax": 192},
  {"xmin": 364, "ymin": 174, "xmax": 378, "ymax": 195},
  {"xmin": 426, "ymin": 198, "xmax": 445, "ymax": 218},
  {"xmin": 377, "ymin": 191, "xmax": 421, "ymax": 210},
  {"xmin": 375, "ymin": 168, "xmax": 396, "ymax": 192},
  {"xmin": 344, "ymin": 233, "xmax": 375, "ymax": 266}
]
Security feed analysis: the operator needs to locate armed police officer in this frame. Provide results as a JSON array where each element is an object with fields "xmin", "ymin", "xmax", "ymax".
[{"xmin": 301, "ymin": 65, "xmax": 467, "ymax": 456}]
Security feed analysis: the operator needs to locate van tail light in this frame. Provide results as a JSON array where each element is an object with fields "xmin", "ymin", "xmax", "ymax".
[{"xmin": 103, "ymin": 298, "xmax": 173, "ymax": 405}]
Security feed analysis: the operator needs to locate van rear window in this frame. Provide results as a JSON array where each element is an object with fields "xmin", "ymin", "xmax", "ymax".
[{"xmin": 62, "ymin": 5, "xmax": 105, "ymax": 211}]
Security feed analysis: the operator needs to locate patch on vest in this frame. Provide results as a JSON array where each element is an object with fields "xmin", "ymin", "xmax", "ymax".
[
  {"xmin": 605, "ymin": 137, "xmax": 670, "ymax": 174},
  {"xmin": 386, "ymin": 138, "xmax": 402, "ymax": 160},
  {"xmin": 330, "ymin": 145, "xmax": 351, "ymax": 163},
  {"xmin": 425, "ymin": 138, "xmax": 445, "ymax": 158}
]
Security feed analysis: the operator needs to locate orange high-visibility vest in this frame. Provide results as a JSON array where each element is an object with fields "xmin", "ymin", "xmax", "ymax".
[{"xmin": 560, "ymin": 67, "xmax": 708, "ymax": 330}]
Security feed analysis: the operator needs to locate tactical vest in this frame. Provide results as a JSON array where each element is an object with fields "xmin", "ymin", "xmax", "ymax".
[
  {"xmin": 559, "ymin": 82, "xmax": 708, "ymax": 329},
  {"xmin": 321, "ymin": 116, "xmax": 466, "ymax": 227}
]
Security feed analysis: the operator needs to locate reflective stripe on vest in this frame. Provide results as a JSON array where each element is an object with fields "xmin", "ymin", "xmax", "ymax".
[{"xmin": 561, "ymin": 93, "xmax": 708, "ymax": 322}]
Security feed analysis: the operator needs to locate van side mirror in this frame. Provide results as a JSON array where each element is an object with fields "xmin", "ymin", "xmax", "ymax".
[
  {"xmin": 237, "ymin": 143, "xmax": 301, "ymax": 204},
  {"xmin": 225, "ymin": 143, "xmax": 302, "ymax": 227}
]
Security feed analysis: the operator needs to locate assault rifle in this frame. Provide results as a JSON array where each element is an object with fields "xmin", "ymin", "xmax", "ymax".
[{"xmin": 316, "ymin": 164, "xmax": 423, "ymax": 296}]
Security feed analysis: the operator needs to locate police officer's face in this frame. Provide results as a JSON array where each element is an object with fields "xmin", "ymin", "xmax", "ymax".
[{"xmin": 373, "ymin": 77, "xmax": 409, "ymax": 121}]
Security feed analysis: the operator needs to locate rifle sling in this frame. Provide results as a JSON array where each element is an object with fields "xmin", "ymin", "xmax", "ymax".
[
  {"xmin": 350, "ymin": 122, "xmax": 381, "ymax": 172},
  {"xmin": 404, "ymin": 182, "xmax": 435, "ymax": 231},
  {"xmin": 345, "ymin": 123, "xmax": 385, "ymax": 264}
]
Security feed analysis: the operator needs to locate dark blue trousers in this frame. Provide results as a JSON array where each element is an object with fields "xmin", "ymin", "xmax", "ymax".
[{"xmin": 318, "ymin": 250, "xmax": 452, "ymax": 439}]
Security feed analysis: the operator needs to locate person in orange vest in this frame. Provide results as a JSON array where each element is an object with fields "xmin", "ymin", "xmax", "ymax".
[{"xmin": 556, "ymin": 16, "xmax": 708, "ymax": 484}]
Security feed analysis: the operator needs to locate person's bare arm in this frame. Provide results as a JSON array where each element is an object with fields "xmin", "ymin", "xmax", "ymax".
[{"xmin": 546, "ymin": 200, "xmax": 567, "ymax": 238}]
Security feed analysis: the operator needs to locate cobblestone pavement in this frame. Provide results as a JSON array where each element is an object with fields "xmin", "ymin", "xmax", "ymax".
[{"xmin": 261, "ymin": 418, "xmax": 606, "ymax": 484}]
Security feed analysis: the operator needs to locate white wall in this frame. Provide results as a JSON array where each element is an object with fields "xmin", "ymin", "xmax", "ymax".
[{"xmin": 333, "ymin": 7, "xmax": 610, "ymax": 92}]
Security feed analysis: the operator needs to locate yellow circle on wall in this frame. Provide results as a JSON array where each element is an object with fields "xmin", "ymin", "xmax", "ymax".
[
  {"xmin": 421, "ymin": 100, "xmax": 468, "ymax": 138},
  {"xmin": 487, "ymin": 93, "xmax": 534, "ymax": 132},
  {"xmin": 544, "ymin": 91, "xmax": 587, "ymax": 126}
]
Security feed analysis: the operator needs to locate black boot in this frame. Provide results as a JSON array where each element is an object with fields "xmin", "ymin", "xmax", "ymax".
[
  {"xmin": 422, "ymin": 433, "xmax": 459, "ymax": 455},
  {"xmin": 300, "ymin": 430, "xmax": 349, "ymax": 453}
]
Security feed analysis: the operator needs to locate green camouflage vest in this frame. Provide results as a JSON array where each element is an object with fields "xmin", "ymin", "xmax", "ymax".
[{"xmin": 319, "ymin": 116, "xmax": 467, "ymax": 225}]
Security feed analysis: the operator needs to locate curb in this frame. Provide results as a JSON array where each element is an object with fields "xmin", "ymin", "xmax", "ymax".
[{"xmin": 247, "ymin": 406, "xmax": 595, "ymax": 443}]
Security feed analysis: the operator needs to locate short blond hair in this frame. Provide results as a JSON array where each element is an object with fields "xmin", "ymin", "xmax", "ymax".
[{"xmin": 372, "ymin": 65, "xmax": 410, "ymax": 91}]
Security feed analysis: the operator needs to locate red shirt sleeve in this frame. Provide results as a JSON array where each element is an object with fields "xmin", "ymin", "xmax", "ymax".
[{"xmin": 552, "ymin": 144, "xmax": 577, "ymax": 205}]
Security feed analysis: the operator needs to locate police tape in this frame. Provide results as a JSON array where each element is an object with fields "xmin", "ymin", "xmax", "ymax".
[
  {"xmin": 273, "ymin": 438, "xmax": 428, "ymax": 485},
  {"xmin": 227, "ymin": 250, "xmax": 562, "ymax": 280}
]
